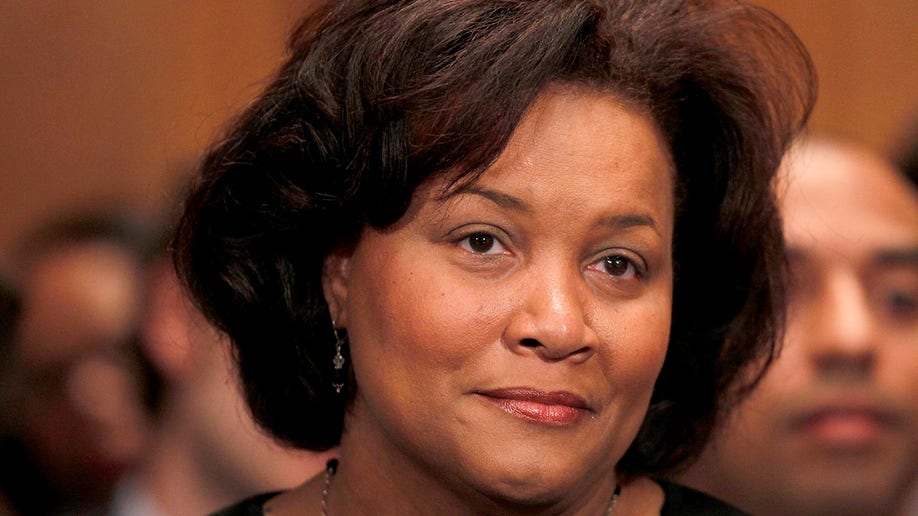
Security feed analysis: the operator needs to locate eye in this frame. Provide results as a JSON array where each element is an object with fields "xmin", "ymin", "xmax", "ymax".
[
  {"xmin": 602, "ymin": 255, "xmax": 632, "ymax": 276},
  {"xmin": 871, "ymin": 270, "xmax": 918, "ymax": 323},
  {"xmin": 587, "ymin": 251, "xmax": 645, "ymax": 280},
  {"xmin": 883, "ymin": 288, "xmax": 918, "ymax": 318},
  {"xmin": 458, "ymin": 232, "xmax": 507, "ymax": 255}
]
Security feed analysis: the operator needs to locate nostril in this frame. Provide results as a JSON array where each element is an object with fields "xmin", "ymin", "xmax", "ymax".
[
  {"xmin": 520, "ymin": 338, "xmax": 541, "ymax": 348},
  {"xmin": 815, "ymin": 351, "xmax": 875, "ymax": 377}
]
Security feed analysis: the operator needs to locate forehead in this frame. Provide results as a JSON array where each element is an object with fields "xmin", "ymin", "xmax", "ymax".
[
  {"xmin": 437, "ymin": 85, "xmax": 674, "ymax": 208},
  {"xmin": 17, "ymin": 243, "xmax": 143, "ymax": 366},
  {"xmin": 780, "ymin": 142, "xmax": 918, "ymax": 262}
]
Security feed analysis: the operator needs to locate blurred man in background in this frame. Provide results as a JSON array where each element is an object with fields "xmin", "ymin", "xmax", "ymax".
[
  {"xmin": 0, "ymin": 204, "xmax": 330, "ymax": 515},
  {"xmin": 0, "ymin": 263, "xmax": 21, "ymax": 516},
  {"xmin": 0, "ymin": 212, "xmax": 158, "ymax": 514},
  {"xmin": 679, "ymin": 138, "xmax": 918, "ymax": 515},
  {"xmin": 109, "ymin": 245, "xmax": 330, "ymax": 515}
]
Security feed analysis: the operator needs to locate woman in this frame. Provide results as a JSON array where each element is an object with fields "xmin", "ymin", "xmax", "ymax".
[{"xmin": 175, "ymin": 0, "xmax": 815, "ymax": 513}]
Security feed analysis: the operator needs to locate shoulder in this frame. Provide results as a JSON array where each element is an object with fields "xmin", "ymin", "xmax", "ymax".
[
  {"xmin": 656, "ymin": 479, "xmax": 749, "ymax": 516},
  {"xmin": 209, "ymin": 492, "xmax": 281, "ymax": 516}
]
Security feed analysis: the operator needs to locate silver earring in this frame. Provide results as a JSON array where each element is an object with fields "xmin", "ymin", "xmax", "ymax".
[{"xmin": 332, "ymin": 322, "xmax": 345, "ymax": 394}]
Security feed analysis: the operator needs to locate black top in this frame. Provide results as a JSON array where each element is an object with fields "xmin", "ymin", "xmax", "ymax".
[
  {"xmin": 657, "ymin": 479, "xmax": 748, "ymax": 515},
  {"xmin": 210, "ymin": 480, "xmax": 747, "ymax": 515},
  {"xmin": 211, "ymin": 491, "xmax": 279, "ymax": 516}
]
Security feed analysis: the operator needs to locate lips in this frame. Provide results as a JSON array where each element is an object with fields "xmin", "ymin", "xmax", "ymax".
[
  {"xmin": 475, "ymin": 388, "xmax": 590, "ymax": 426},
  {"xmin": 790, "ymin": 403, "xmax": 896, "ymax": 448}
]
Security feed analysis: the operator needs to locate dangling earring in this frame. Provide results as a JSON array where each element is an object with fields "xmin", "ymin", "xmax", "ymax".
[{"xmin": 331, "ymin": 322, "xmax": 346, "ymax": 394}]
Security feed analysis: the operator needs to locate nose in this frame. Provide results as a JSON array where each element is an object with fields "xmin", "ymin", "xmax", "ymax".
[
  {"xmin": 503, "ymin": 263, "xmax": 598, "ymax": 363},
  {"xmin": 803, "ymin": 270, "xmax": 877, "ymax": 375}
]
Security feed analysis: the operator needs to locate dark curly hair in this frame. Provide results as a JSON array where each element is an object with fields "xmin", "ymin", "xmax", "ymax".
[{"xmin": 175, "ymin": 0, "xmax": 815, "ymax": 476}]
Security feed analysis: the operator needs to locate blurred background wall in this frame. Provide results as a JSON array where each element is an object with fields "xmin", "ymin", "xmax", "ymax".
[
  {"xmin": 1, "ymin": 0, "xmax": 916, "ymax": 251},
  {"xmin": 0, "ymin": 1, "xmax": 313, "ymax": 251}
]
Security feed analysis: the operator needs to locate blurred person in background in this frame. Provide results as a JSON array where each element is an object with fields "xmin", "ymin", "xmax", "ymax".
[
  {"xmin": 0, "ymin": 260, "xmax": 17, "ymax": 352},
  {"xmin": 0, "ymin": 211, "xmax": 159, "ymax": 515},
  {"xmin": 678, "ymin": 137, "xmax": 918, "ymax": 516},
  {"xmin": 0, "ymin": 263, "xmax": 21, "ymax": 516},
  {"xmin": 107, "ymin": 225, "xmax": 331, "ymax": 516},
  {"xmin": 895, "ymin": 121, "xmax": 918, "ymax": 516},
  {"xmin": 898, "ymin": 118, "xmax": 918, "ymax": 185},
  {"xmin": 0, "ymin": 202, "xmax": 327, "ymax": 516}
]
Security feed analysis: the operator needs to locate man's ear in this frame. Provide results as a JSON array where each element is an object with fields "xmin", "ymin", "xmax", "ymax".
[
  {"xmin": 140, "ymin": 257, "xmax": 195, "ymax": 382},
  {"xmin": 322, "ymin": 247, "xmax": 353, "ymax": 327}
]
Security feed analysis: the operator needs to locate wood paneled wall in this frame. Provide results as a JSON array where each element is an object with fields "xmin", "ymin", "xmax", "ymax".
[{"xmin": 1, "ymin": 1, "xmax": 915, "ymax": 250}]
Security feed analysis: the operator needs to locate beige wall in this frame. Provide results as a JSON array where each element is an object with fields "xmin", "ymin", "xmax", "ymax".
[
  {"xmin": 1, "ymin": 1, "xmax": 915, "ymax": 251},
  {"xmin": 0, "ymin": 1, "xmax": 312, "ymax": 250},
  {"xmin": 756, "ymin": 0, "xmax": 917, "ymax": 154}
]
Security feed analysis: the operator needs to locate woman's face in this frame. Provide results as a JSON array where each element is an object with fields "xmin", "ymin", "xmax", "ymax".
[{"xmin": 324, "ymin": 86, "xmax": 674, "ymax": 507}]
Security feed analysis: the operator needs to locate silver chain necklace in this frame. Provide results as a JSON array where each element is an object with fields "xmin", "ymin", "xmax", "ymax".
[{"xmin": 320, "ymin": 459, "xmax": 621, "ymax": 515}]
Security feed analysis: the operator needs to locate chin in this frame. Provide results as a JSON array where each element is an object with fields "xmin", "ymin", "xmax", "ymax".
[
  {"xmin": 467, "ymin": 460, "xmax": 589, "ymax": 508},
  {"xmin": 476, "ymin": 482, "xmax": 568, "ymax": 511}
]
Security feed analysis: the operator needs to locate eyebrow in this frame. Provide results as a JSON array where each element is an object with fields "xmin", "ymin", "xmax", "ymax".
[
  {"xmin": 451, "ymin": 185, "xmax": 661, "ymax": 235},
  {"xmin": 874, "ymin": 247, "xmax": 918, "ymax": 267},
  {"xmin": 451, "ymin": 186, "xmax": 530, "ymax": 213},
  {"xmin": 786, "ymin": 247, "xmax": 918, "ymax": 267},
  {"xmin": 597, "ymin": 214, "xmax": 661, "ymax": 236}
]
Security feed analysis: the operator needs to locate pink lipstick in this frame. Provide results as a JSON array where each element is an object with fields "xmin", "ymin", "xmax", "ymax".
[{"xmin": 476, "ymin": 388, "xmax": 589, "ymax": 425}]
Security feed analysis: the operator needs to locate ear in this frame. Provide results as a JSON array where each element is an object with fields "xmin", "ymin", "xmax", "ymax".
[
  {"xmin": 139, "ymin": 258, "xmax": 195, "ymax": 382},
  {"xmin": 322, "ymin": 247, "xmax": 353, "ymax": 327}
]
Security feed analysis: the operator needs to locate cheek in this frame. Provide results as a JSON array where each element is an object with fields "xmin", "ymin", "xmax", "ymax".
[
  {"xmin": 344, "ymin": 244, "xmax": 499, "ymax": 395},
  {"xmin": 881, "ymin": 344, "xmax": 918, "ymax": 413},
  {"xmin": 764, "ymin": 343, "xmax": 810, "ymax": 387},
  {"xmin": 595, "ymin": 288, "xmax": 672, "ymax": 421},
  {"xmin": 609, "ymin": 287, "xmax": 672, "ymax": 380},
  {"xmin": 611, "ymin": 327, "xmax": 667, "ymax": 395},
  {"xmin": 723, "ymin": 343, "xmax": 811, "ymax": 444}
]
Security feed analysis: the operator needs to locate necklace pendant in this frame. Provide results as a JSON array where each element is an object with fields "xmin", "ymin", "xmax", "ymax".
[{"xmin": 332, "ymin": 382, "xmax": 344, "ymax": 393}]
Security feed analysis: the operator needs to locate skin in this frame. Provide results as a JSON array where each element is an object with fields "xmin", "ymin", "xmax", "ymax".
[
  {"xmin": 680, "ymin": 140, "xmax": 918, "ymax": 516},
  {"xmin": 299, "ymin": 85, "xmax": 676, "ymax": 514}
]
